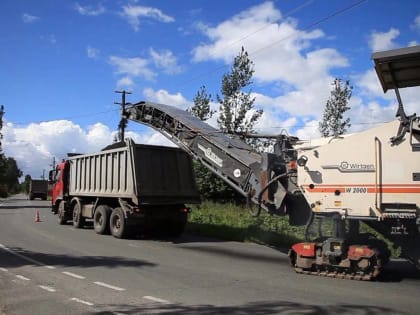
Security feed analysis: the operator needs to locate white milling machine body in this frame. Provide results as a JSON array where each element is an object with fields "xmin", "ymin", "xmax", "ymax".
[{"xmin": 291, "ymin": 45, "xmax": 420, "ymax": 279}]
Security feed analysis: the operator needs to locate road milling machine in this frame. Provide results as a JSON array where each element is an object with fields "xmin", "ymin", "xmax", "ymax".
[{"xmin": 125, "ymin": 45, "xmax": 420, "ymax": 280}]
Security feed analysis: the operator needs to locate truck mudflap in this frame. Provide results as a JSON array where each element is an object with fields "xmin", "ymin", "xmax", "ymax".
[{"xmin": 288, "ymin": 242, "xmax": 383, "ymax": 281}]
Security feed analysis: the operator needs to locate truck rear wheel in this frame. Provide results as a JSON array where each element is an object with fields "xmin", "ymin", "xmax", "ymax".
[
  {"xmin": 110, "ymin": 207, "xmax": 128, "ymax": 239},
  {"xmin": 72, "ymin": 202, "xmax": 85, "ymax": 228},
  {"xmin": 94, "ymin": 205, "xmax": 111, "ymax": 235}
]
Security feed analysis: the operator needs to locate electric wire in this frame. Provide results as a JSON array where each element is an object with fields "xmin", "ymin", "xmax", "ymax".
[{"xmin": 9, "ymin": 0, "xmax": 377, "ymax": 130}]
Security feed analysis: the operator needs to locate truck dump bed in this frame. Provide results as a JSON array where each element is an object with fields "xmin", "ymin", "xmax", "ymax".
[{"xmin": 69, "ymin": 139, "xmax": 200, "ymax": 205}]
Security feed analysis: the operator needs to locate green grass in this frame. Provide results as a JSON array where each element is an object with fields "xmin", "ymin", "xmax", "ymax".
[
  {"xmin": 186, "ymin": 201, "xmax": 306, "ymax": 249},
  {"xmin": 186, "ymin": 201, "xmax": 399, "ymax": 257}
]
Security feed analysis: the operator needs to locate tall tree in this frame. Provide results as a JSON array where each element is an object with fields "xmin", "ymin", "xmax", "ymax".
[
  {"xmin": 319, "ymin": 78, "xmax": 352, "ymax": 137},
  {"xmin": 217, "ymin": 47, "xmax": 263, "ymax": 134},
  {"xmin": 0, "ymin": 157, "xmax": 22, "ymax": 193},
  {"xmin": 190, "ymin": 85, "xmax": 215, "ymax": 121}
]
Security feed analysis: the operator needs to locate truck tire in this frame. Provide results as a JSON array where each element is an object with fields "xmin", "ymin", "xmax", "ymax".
[
  {"xmin": 57, "ymin": 201, "xmax": 67, "ymax": 225},
  {"xmin": 72, "ymin": 202, "xmax": 85, "ymax": 228},
  {"xmin": 94, "ymin": 205, "xmax": 112, "ymax": 235},
  {"xmin": 110, "ymin": 207, "xmax": 128, "ymax": 239}
]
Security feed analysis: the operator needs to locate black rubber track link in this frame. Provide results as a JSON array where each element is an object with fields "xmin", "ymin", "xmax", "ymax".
[{"xmin": 293, "ymin": 249, "xmax": 382, "ymax": 281}]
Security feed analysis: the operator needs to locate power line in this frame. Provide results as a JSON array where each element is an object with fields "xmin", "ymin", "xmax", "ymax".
[
  {"xmin": 9, "ymin": 1, "xmax": 369, "ymax": 128},
  {"xmin": 176, "ymin": 0, "xmax": 368, "ymax": 89}
]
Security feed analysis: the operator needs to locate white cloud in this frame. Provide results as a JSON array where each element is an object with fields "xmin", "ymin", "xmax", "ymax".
[
  {"xmin": 109, "ymin": 55, "xmax": 156, "ymax": 81},
  {"xmin": 143, "ymin": 88, "xmax": 191, "ymax": 109},
  {"xmin": 2, "ymin": 121, "xmax": 113, "ymax": 178},
  {"xmin": 2, "ymin": 119, "xmax": 177, "ymax": 178},
  {"xmin": 149, "ymin": 48, "xmax": 182, "ymax": 74},
  {"xmin": 22, "ymin": 13, "xmax": 39, "ymax": 24},
  {"xmin": 40, "ymin": 34, "xmax": 57, "ymax": 44},
  {"xmin": 412, "ymin": 15, "xmax": 420, "ymax": 32},
  {"xmin": 74, "ymin": 3, "xmax": 105, "ymax": 16},
  {"xmin": 368, "ymin": 28, "xmax": 400, "ymax": 52},
  {"xmin": 116, "ymin": 76, "xmax": 135, "ymax": 89},
  {"xmin": 191, "ymin": 1, "xmax": 348, "ymax": 130},
  {"xmin": 87, "ymin": 46, "xmax": 99, "ymax": 59},
  {"xmin": 121, "ymin": 4, "xmax": 174, "ymax": 31}
]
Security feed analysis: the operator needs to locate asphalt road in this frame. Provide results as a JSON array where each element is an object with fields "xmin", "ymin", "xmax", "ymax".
[{"xmin": 0, "ymin": 195, "xmax": 419, "ymax": 315}]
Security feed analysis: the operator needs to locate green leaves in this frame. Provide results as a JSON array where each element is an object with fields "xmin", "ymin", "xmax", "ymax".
[
  {"xmin": 217, "ymin": 47, "xmax": 263, "ymax": 135},
  {"xmin": 319, "ymin": 78, "xmax": 352, "ymax": 137},
  {"xmin": 189, "ymin": 85, "xmax": 214, "ymax": 121}
]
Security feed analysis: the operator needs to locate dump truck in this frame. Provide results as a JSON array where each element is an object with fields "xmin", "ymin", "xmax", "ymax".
[
  {"xmin": 50, "ymin": 139, "xmax": 200, "ymax": 238},
  {"xmin": 29, "ymin": 179, "xmax": 49, "ymax": 200},
  {"xmin": 124, "ymin": 45, "xmax": 420, "ymax": 279}
]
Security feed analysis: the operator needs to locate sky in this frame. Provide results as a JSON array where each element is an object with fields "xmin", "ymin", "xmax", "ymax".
[{"xmin": 1, "ymin": 0, "xmax": 419, "ymax": 179}]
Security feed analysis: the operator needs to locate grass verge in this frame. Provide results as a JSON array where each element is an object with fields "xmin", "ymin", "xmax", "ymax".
[
  {"xmin": 186, "ymin": 201, "xmax": 305, "ymax": 249},
  {"xmin": 186, "ymin": 201, "xmax": 399, "ymax": 257}
]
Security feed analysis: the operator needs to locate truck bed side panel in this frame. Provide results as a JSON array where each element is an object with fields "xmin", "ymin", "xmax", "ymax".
[
  {"xmin": 69, "ymin": 146, "xmax": 134, "ymax": 199},
  {"xmin": 133, "ymin": 145, "xmax": 200, "ymax": 204}
]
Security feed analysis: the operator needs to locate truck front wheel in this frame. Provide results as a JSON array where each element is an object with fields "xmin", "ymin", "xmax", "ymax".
[
  {"xmin": 94, "ymin": 205, "xmax": 112, "ymax": 235},
  {"xmin": 110, "ymin": 207, "xmax": 127, "ymax": 239}
]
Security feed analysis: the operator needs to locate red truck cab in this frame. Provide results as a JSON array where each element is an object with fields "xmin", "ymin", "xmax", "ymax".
[{"xmin": 49, "ymin": 160, "xmax": 69, "ymax": 214}]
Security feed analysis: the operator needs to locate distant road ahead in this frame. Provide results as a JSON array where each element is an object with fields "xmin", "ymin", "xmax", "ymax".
[{"xmin": 0, "ymin": 195, "xmax": 419, "ymax": 314}]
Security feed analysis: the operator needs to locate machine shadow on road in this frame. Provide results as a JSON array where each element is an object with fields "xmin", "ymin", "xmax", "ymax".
[
  {"xmin": 91, "ymin": 300, "xmax": 405, "ymax": 315},
  {"xmin": 378, "ymin": 260, "xmax": 420, "ymax": 282},
  {"xmin": 0, "ymin": 246, "xmax": 157, "ymax": 269}
]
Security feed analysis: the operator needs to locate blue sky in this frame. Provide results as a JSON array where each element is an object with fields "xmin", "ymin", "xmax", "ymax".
[{"xmin": 1, "ymin": 0, "xmax": 419, "ymax": 178}]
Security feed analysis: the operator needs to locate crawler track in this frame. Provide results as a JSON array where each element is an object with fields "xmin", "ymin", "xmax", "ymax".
[{"xmin": 292, "ymin": 250, "xmax": 382, "ymax": 281}]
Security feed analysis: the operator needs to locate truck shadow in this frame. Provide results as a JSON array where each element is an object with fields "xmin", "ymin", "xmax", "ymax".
[
  {"xmin": 0, "ymin": 246, "xmax": 156, "ymax": 269},
  {"xmin": 91, "ymin": 300, "xmax": 407, "ymax": 315},
  {"xmin": 0, "ymin": 205, "xmax": 52, "ymax": 209}
]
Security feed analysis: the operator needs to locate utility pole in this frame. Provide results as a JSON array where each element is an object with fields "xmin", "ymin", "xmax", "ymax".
[{"xmin": 115, "ymin": 90, "xmax": 132, "ymax": 142}]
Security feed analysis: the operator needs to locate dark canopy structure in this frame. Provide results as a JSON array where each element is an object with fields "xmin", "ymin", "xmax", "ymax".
[{"xmin": 372, "ymin": 45, "xmax": 420, "ymax": 92}]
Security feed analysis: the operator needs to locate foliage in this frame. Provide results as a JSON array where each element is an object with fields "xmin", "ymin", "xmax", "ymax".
[
  {"xmin": 0, "ymin": 156, "xmax": 22, "ymax": 194},
  {"xmin": 217, "ymin": 47, "xmax": 263, "ymax": 135},
  {"xmin": 0, "ymin": 105, "xmax": 4, "ymax": 148},
  {"xmin": 319, "ymin": 78, "xmax": 352, "ymax": 137},
  {"xmin": 189, "ymin": 85, "xmax": 215, "ymax": 121},
  {"xmin": 0, "ymin": 105, "xmax": 22, "ymax": 196},
  {"xmin": 193, "ymin": 161, "xmax": 241, "ymax": 202}
]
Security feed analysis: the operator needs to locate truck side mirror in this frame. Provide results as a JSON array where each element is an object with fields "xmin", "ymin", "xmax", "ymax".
[{"xmin": 48, "ymin": 170, "xmax": 55, "ymax": 183}]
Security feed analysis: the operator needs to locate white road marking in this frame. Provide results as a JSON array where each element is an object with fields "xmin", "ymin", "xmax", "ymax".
[
  {"xmin": 70, "ymin": 297, "xmax": 94, "ymax": 306},
  {"xmin": 0, "ymin": 243, "xmax": 55, "ymax": 269},
  {"xmin": 0, "ymin": 267, "xmax": 8, "ymax": 272},
  {"xmin": 62, "ymin": 271, "xmax": 85, "ymax": 280},
  {"xmin": 16, "ymin": 275, "xmax": 30, "ymax": 281},
  {"xmin": 142, "ymin": 296, "xmax": 171, "ymax": 304},
  {"xmin": 94, "ymin": 281, "xmax": 126, "ymax": 292},
  {"xmin": 38, "ymin": 285, "xmax": 56, "ymax": 292}
]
